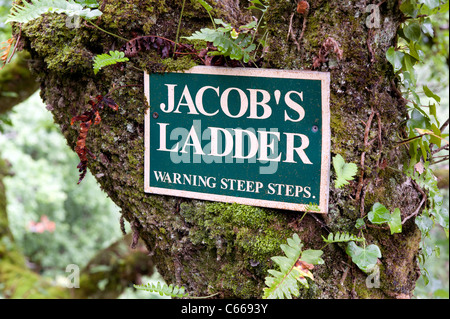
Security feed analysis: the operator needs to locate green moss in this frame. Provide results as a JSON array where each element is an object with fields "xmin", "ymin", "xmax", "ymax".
[
  {"xmin": 179, "ymin": 202, "xmax": 294, "ymax": 298},
  {"xmin": 160, "ymin": 56, "xmax": 198, "ymax": 72}
]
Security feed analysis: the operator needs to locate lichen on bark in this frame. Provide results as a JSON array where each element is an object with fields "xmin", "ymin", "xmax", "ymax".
[{"xmin": 14, "ymin": 0, "xmax": 423, "ymax": 298}]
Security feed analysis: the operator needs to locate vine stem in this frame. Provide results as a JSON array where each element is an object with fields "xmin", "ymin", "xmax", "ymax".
[
  {"xmin": 190, "ymin": 292, "xmax": 220, "ymax": 299},
  {"xmin": 6, "ymin": 25, "xmax": 21, "ymax": 65},
  {"xmin": 86, "ymin": 20, "xmax": 129, "ymax": 42},
  {"xmin": 175, "ymin": 0, "xmax": 186, "ymax": 46}
]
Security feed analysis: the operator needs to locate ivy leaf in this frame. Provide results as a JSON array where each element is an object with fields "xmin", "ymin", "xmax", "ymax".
[
  {"xmin": 435, "ymin": 208, "xmax": 449, "ymax": 238},
  {"xmin": 415, "ymin": 210, "xmax": 435, "ymax": 237},
  {"xmin": 368, "ymin": 203, "xmax": 391, "ymax": 224},
  {"xmin": 423, "ymin": 85, "xmax": 441, "ymax": 103},
  {"xmin": 400, "ymin": 0, "xmax": 418, "ymax": 17},
  {"xmin": 368, "ymin": 203, "xmax": 402, "ymax": 234},
  {"xmin": 346, "ymin": 242, "xmax": 381, "ymax": 274},
  {"xmin": 355, "ymin": 218, "xmax": 366, "ymax": 229},
  {"xmin": 389, "ymin": 208, "xmax": 402, "ymax": 234},
  {"xmin": 386, "ymin": 47, "xmax": 404, "ymax": 73},
  {"xmin": 332, "ymin": 154, "xmax": 358, "ymax": 188},
  {"xmin": 421, "ymin": 19, "xmax": 434, "ymax": 37},
  {"xmin": 403, "ymin": 22, "xmax": 422, "ymax": 41}
]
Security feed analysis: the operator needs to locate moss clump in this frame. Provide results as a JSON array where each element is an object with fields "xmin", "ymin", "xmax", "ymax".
[{"xmin": 180, "ymin": 202, "xmax": 293, "ymax": 298}]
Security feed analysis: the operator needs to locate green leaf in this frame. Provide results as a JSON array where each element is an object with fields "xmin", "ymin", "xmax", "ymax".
[
  {"xmin": 418, "ymin": 0, "xmax": 441, "ymax": 9},
  {"xmin": 368, "ymin": 203, "xmax": 391, "ymax": 224},
  {"xmin": 355, "ymin": 218, "xmax": 366, "ymax": 229},
  {"xmin": 400, "ymin": 0, "xmax": 418, "ymax": 17},
  {"xmin": 403, "ymin": 22, "xmax": 422, "ymax": 41},
  {"xmin": 367, "ymin": 203, "xmax": 403, "ymax": 234},
  {"xmin": 423, "ymin": 85, "xmax": 441, "ymax": 103},
  {"xmin": 402, "ymin": 54, "xmax": 416, "ymax": 85},
  {"xmin": 93, "ymin": 51, "xmax": 129, "ymax": 75},
  {"xmin": 346, "ymin": 242, "xmax": 382, "ymax": 274},
  {"xmin": 435, "ymin": 208, "xmax": 449, "ymax": 237},
  {"xmin": 196, "ymin": 0, "xmax": 212, "ymax": 12},
  {"xmin": 415, "ymin": 211, "xmax": 434, "ymax": 237},
  {"xmin": 75, "ymin": 0, "xmax": 99, "ymax": 8},
  {"xmin": 421, "ymin": 19, "xmax": 434, "ymax": 37},
  {"xmin": 332, "ymin": 154, "xmax": 358, "ymax": 188},
  {"xmin": 386, "ymin": 47, "xmax": 404, "ymax": 73},
  {"xmin": 407, "ymin": 109, "xmax": 431, "ymax": 131},
  {"xmin": 388, "ymin": 208, "xmax": 402, "ymax": 234}
]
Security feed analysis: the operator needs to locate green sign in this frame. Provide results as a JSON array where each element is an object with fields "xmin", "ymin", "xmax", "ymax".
[{"xmin": 144, "ymin": 66, "xmax": 330, "ymax": 213}]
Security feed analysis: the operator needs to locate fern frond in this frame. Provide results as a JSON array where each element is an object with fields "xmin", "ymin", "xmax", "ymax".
[
  {"xmin": 6, "ymin": 0, "xmax": 102, "ymax": 24},
  {"xmin": 333, "ymin": 154, "xmax": 358, "ymax": 188},
  {"xmin": 134, "ymin": 281, "xmax": 188, "ymax": 298},
  {"xmin": 263, "ymin": 234, "xmax": 323, "ymax": 299},
  {"xmin": 93, "ymin": 51, "xmax": 129, "ymax": 74},
  {"xmin": 184, "ymin": 27, "xmax": 256, "ymax": 63},
  {"xmin": 322, "ymin": 232, "xmax": 365, "ymax": 244}
]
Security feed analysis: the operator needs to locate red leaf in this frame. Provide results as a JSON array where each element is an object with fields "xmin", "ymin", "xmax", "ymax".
[{"xmin": 71, "ymin": 95, "xmax": 118, "ymax": 184}]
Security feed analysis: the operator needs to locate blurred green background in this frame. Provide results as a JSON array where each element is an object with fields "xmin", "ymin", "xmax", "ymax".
[{"xmin": 0, "ymin": 0, "xmax": 448, "ymax": 299}]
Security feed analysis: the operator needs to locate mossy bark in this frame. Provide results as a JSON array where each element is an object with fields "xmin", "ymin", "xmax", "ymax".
[{"xmin": 15, "ymin": 0, "xmax": 423, "ymax": 298}]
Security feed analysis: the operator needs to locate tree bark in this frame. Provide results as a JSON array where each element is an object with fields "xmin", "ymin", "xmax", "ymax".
[
  {"xmin": 15, "ymin": 0, "xmax": 423, "ymax": 298},
  {"xmin": 0, "ymin": 51, "xmax": 39, "ymax": 114}
]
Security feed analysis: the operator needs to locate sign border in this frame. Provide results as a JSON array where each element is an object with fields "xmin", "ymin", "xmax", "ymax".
[{"xmin": 144, "ymin": 66, "xmax": 330, "ymax": 214}]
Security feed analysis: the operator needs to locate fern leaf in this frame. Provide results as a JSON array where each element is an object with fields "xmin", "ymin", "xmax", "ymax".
[
  {"xmin": 93, "ymin": 51, "xmax": 129, "ymax": 74},
  {"xmin": 134, "ymin": 281, "xmax": 188, "ymax": 298},
  {"xmin": 333, "ymin": 154, "xmax": 358, "ymax": 188},
  {"xmin": 322, "ymin": 232, "xmax": 365, "ymax": 244},
  {"xmin": 184, "ymin": 27, "xmax": 256, "ymax": 63},
  {"xmin": 263, "ymin": 234, "xmax": 323, "ymax": 299},
  {"xmin": 6, "ymin": 0, "xmax": 102, "ymax": 24}
]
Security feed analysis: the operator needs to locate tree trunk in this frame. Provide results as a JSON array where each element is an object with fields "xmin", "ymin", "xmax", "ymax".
[
  {"xmin": 0, "ymin": 51, "xmax": 39, "ymax": 114},
  {"xmin": 15, "ymin": 0, "xmax": 423, "ymax": 298}
]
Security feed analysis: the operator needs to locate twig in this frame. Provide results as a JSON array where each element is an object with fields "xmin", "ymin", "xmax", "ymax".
[
  {"xmin": 440, "ymin": 118, "xmax": 449, "ymax": 133},
  {"xmin": 432, "ymin": 144, "xmax": 449, "ymax": 155},
  {"xmin": 356, "ymin": 109, "xmax": 375, "ymax": 202},
  {"xmin": 6, "ymin": 26, "xmax": 21, "ymax": 64},
  {"xmin": 367, "ymin": 28, "xmax": 376, "ymax": 64},
  {"xmin": 340, "ymin": 265, "xmax": 350, "ymax": 286},
  {"xmin": 287, "ymin": 13, "xmax": 300, "ymax": 52},
  {"xmin": 402, "ymin": 180, "xmax": 427, "ymax": 224}
]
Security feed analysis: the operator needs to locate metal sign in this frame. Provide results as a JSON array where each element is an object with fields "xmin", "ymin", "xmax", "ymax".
[{"xmin": 144, "ymin": 66, "xmax": 330, "ymax": 213}]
